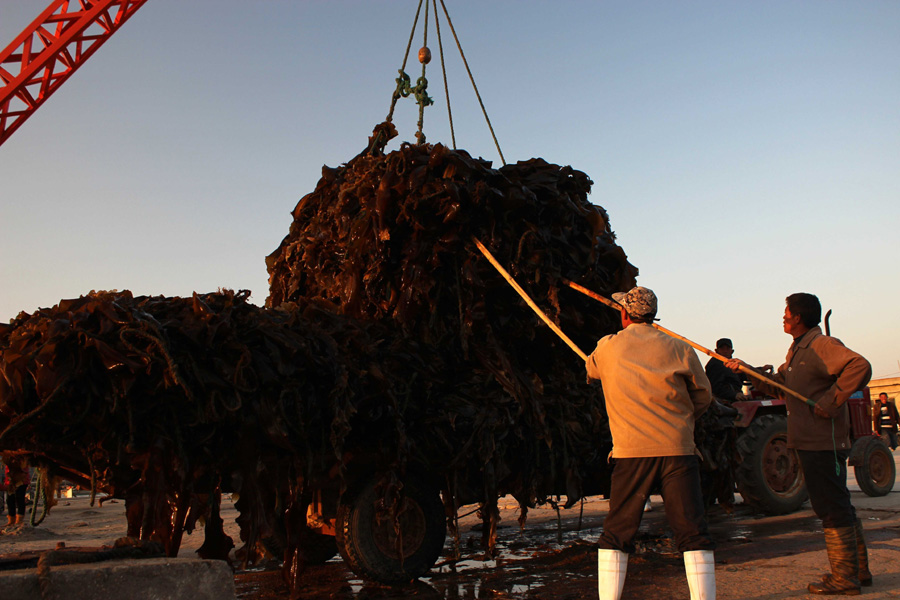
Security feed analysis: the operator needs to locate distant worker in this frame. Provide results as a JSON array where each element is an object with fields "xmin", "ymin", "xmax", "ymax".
[
  {"xmin": 586, "ymin": 286, "xmax": 715, "ymax": 600},
  {"xmin": 726, "ymin": 293, "xmax": 872, "ymax": 595},
  {"xmin": 706, "ymin": 338, "xmax": 774, "ymax": 403},
  {"xmin": 705, "ymin": 338, "xmax": 747, "ymax": 403},
  {"xmin": 2, "ymin": 454, "xmax": 29, "ymax": 528},
  {"xmin": 875, "ymin": 392, "xmax": 899, "ymax": 450}
]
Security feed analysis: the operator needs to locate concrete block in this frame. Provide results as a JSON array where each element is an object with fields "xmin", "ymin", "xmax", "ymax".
[{"xmin": 1, "ymin": 557, "xmax": 236, "ymax": 600}]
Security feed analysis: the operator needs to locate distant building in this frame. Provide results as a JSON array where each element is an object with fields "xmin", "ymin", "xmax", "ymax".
[{"xmin": 870, "ymin": 376, "xmax": 900, "ymax": 402}]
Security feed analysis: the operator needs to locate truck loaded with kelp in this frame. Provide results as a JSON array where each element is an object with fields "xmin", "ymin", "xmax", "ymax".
[{"xmin": 0, "ymin": 135, "xmax": 754, "ymax": 586}]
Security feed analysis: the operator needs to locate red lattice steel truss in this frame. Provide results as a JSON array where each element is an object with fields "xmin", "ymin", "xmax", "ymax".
[{"xmin": 0, "ymin": 0, "xmax": 148, "ymax": 147}]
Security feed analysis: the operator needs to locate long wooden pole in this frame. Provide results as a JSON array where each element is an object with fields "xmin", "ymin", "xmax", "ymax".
[
  {"xmin": 472, "ymin": 238, "xmax": 588, "ymax": 361},
  {"xmin": 562, "ymin": 279, "xmax": 817, "ymax": 408}
]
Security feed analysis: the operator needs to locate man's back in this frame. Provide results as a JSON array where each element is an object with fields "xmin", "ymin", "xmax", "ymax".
[{"xmin": 586, "ymin": 323, "xmax": 711, "ymax": 458}]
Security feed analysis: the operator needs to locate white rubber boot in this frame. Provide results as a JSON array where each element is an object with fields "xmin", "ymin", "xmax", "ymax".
[
  {"xmin": 597, "ymin": 548, "xmax": 628, "ymax": 600},
  {"xmin": 684, "ymin": 550, "xmax": 716, "ymax": 600}
]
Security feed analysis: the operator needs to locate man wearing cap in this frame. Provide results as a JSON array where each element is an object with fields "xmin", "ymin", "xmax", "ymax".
[
  {"xmin": 705, "ymin": 338, "xmax": 748, "ymax": 404},
  {"xmin": 586, "ymin": 286, "xmax": 715, "ymax": 600}
]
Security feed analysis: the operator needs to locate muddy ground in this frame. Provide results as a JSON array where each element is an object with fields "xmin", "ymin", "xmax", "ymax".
[{"xmin": 2, "ymin": 456, "xmax": 899, "ymax": 600}]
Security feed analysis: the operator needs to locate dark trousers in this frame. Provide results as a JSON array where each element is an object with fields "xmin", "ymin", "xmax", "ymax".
[
  {"xmin": 880, "ymin": 428, "xmax": 898, "ymax": 450},
  {"xmin": 599, "ymin": 455, "xmax": 715, "ymax": 553},
  {"xmin": 798, "ymin": 449, "xmax": 856, "ymax": 529},
  {"xmin": 6, "ymin": 484, "xmax": 26, "ymax": 516}
]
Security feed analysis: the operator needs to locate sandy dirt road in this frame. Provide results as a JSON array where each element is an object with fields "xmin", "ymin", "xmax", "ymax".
[{"xmin": 2, "ymin": 455, "xmax": 898, "ymax": 599}]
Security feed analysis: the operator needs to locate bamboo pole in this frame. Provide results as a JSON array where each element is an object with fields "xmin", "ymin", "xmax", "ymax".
[
  {"xmin": 472, "ymin": 238, "xmax": 588, "ymax": 361},
  {"xmin": 562, "ymin": 279, "xmax": 817, "ymax": 408}
]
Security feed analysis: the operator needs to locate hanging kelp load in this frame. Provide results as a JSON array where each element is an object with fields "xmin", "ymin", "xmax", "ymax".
[
  {"xmin": 266, "ymin": 123, "xmax": 639, "ymax": 539},
  {"xmin": 264, "ymin": 2, "xmax": 638, "ymax": 546}
]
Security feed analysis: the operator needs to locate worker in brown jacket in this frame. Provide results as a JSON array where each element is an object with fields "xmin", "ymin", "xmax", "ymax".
[
  {"xmin": 586, "ymin": 286, "xmax": 715, "ymax": 600},
  {"xmin": 727, "ymin": 292, "xmax": 872, "ymax": 595}
]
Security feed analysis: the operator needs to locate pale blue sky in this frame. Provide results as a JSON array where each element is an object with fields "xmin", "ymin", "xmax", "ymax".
[{"xmin": 2, "ymin": 1, "xmax": 898, "ymax": 378}]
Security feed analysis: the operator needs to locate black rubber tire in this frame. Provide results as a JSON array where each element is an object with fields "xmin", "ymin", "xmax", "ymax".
[
  {"xmin": 735, "ymin": 413, "xmax": 808, "ymax": 514},
  {"xmin": 854, "ymin": 437, "xmax": 896, "ymax": 497},
  {"xmin": 336, "ymin": 476, "xmax": 446, "ymax": 584}
]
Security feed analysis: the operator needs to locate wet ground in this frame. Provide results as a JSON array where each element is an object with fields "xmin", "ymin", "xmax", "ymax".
[
  {"xmin": 229, "ymin": 449, "xmax": 900, "ymax": 600},
  {"xmin": 232, "ymin": 486, "xmax": 900, "ymax": 600},
  {"xmin": 3, "ymin": 455, "xmax": 899, "ymax": 599},
  {"xmin": 233, "ymin": 495, "xmax": 687, "ymax": 600}
]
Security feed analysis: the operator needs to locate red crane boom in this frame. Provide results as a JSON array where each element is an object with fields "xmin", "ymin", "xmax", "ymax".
[{"xmin": 0, "ymin": 0, "xmax": 148, "ymax": 147}]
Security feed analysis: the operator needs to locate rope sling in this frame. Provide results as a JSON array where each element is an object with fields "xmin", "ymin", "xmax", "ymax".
[{"xmin": 377, "ymin": 0, "xmax": 506, "ymax": 165}]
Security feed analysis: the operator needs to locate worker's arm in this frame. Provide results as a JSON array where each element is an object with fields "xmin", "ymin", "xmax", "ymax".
[
  {"xmin": 725, "ymin": 359, "xmax": 785, "ymax": 397},
  {"xmin": 706, "ymin": 360, "xmax": 741, "ymax": 401},
  {"xmin": 686, "ymin": 350, "xmax": 713, "ymax": 418},
  {"xmin": 814, "ymin": 337, "xmax": 872, "ymax": 418},
  {"xmin": 585, "ymin": 336, "xmax": 611, "ymax": 383}
]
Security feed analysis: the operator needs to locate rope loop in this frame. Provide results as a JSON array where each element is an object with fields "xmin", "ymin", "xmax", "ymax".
[
  {"xmin": 414, "ymin": 75, "xmax": 434, "ymax": 109},
  {"xmin": 392, "ymin": 70, "xmax": 433, "ymax": 109},
  {"xmin": 393, "ymin": 70, "xmax": 413, "ymax": 100}
]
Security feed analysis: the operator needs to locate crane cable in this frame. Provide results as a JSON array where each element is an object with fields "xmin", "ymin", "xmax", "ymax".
[
  {"xmin": 436, "ymin": 0, "xmax": 505, "ymax": 165},
  {"xmin": 384, "ymin": 0, "xmax": 506, "ymax": 165},
  {"xmin": 417, "ymin": 0, "xmax": 431, "ymax": 145},
  {"xmin": 386, "ymin": 0, "xmax": 433, "ymax": 145},
  {"xmin": 432, "ymin": 0, "xmax": 455, "ymax": 149}
]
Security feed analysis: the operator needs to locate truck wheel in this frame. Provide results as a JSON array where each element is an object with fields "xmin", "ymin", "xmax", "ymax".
[
  {"xmin": 854, "ymin": 437, "xmax": 895, "ymax": 497},
  {"xmin": 336, "ymin": 476, "xmax": 446, "ymax": 584},
  {"xmin": 735, "ymin": 414, "xmax": 808, "ymax": 514}
]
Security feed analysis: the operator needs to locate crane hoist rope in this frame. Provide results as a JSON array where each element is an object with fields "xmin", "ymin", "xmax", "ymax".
[{"xmin": 377, "ymin": 0, "xmax": 506, "ymax": 165}]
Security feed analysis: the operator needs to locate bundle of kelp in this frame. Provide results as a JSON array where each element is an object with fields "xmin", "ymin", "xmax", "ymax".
[
  {"xmin": 0, "ymin": 289, "xmax": 432, "ymax": 563},
  {"xmin": 266, "ymin": 137, "xmax": 639, "ymax": 543}
]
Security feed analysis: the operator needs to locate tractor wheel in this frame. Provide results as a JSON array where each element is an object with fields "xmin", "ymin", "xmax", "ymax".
[
  {"xmin": 735, "ymin": 414, "xmax": 808, "ymax": 514},
  {"xmin": 335, "ymin": 476, "xmax": 446, "ymax": 584},
  {"xmin": 854, "ymin": 436, "xmax": 896, "ymax": 497}
]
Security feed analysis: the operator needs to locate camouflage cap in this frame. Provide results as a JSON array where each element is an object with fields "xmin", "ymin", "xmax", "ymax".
[{"xmin": 612, "ymin": 286, "xmax": 658, "ymax": 319}]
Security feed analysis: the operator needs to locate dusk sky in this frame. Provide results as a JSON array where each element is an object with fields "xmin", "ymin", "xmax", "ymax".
[{"xmin": 2, "ymin": 1, "xmax": 898, "ymax": 379}]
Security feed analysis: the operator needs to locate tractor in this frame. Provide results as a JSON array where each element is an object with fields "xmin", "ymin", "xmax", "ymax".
[{"xmin": 731, "ymin": 386, "xmax": 895, "ymax": 515}]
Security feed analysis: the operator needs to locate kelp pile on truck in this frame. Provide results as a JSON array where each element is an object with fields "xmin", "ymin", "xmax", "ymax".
[
  {"xmin": 0, "ymin": 289, "xmax": 443, "ymax": 563},
  {"xmin": 0, "ymin": 137, "xmax": 640, "ymax": 581},
  {"xmin": 266, "ymin": 138, "xmax": 638, "ymax": 534}
]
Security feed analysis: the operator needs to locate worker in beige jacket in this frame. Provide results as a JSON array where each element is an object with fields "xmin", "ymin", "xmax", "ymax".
[{"xmin": 586, "ymin": 286, "xmax": 715, "ymax": 600}]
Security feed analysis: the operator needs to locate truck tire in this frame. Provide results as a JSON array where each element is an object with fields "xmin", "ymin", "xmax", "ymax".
[
  {"xmin": 335, "ymin": 476, "xmax": 446, "ymax": 584},
  {"xmin": 854, "ymin": 436, "xmax": 895, "ymax": 497},
  {"xmin": 735, "ymin": 414, "xmax": 807, "ymax": 514}
]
